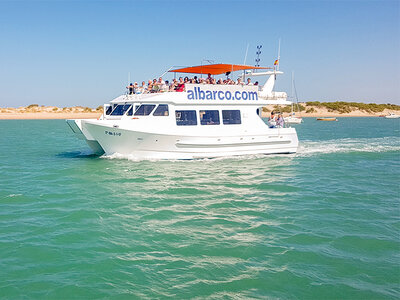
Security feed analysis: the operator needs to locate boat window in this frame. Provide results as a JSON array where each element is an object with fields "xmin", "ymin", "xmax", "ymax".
[
  {"xmin": 176, "ymin": 110, "xmax": 197, "ymax": 126},
  {"xmin": 105, "ymin": 106, "xmax": 112, "ymax": 115},
  {"xmin": 127, "ymin": 106, "xmax": 133, "ymax": 116},
  {"xmin": 200, "ymin": 110, "xmax": 220, "ymax": 125},
  {"xmin": 111, "ymin": 104, "xmax": 132, "ymax": 116},
  {"xmin": 222, "ymin": 110, "xmax": 241, "ymax": 124},
  {"xmin": 134, "ymin": 104, "xmax": 156, "ymax": 116},
  {"xmin": 153, "ymin": 104, "xmax": 169, "ymax": 116}
]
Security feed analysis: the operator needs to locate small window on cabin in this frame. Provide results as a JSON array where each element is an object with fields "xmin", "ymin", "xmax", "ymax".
[
  {"xmin": 222, "ymin": 110, "xmax": 241, "ymax": 124},
  {"xmin": 134, "ymin": 104, "xmax": 156, "ymax": 116},
  {"xmin": 111, "ymin": 104, "xmax": 132, "ymax": 116},
  {"xmin": 176, "ymin": 110, "xmax": 197, "ymax": 126},
  {"xmin": 105, "ymin": 106, "xmax": 112, "ymax": 115},
  {"xmin": 153, "ymin": 104, "xmax": 169, "ymax": 116},
  {"xmin": 200, "ymin": 110, "xmax": 220, "ymax": 125}
]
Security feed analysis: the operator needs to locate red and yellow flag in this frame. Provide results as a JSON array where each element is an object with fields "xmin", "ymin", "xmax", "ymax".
[{"xmin": 274, "ymin": 59, "xmax": 279, "ymax": 66}]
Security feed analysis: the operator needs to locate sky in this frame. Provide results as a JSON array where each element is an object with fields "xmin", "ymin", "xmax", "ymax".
[{"xmin": 0, "ymin": 0, "xmax": 399, "ymax": 108}]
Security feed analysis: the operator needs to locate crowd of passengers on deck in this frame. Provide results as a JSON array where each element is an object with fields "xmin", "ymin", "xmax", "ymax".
[{"xmin": 126, "ymin": 73, "xmax": 259, "ymax": 95}]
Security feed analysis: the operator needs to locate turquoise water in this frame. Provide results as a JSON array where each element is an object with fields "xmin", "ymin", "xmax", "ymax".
[{"xmin": 0, "ymin": 118, "xmax": 399, "ymax": 299}]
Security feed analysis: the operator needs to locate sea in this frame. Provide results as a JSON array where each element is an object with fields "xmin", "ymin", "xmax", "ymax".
[{"xmin": 0, "ymin": 117, "xmax": 399, "ymax": 299}]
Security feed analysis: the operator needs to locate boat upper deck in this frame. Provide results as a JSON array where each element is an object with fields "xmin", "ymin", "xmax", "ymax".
[{"xmin": 112, "ymin": 83, "xmax": 289, "ymax": 106}]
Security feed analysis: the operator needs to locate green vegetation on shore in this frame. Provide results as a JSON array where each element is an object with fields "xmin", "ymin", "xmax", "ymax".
[
  {"xmin": 2, "ymin": 102, "xmax": 400, "ymax": 115},
  {"xmin": 304, "ymin": 101, "xmax": 400, "ymax": 113},
  {"xmin": 262, "ymin": 101, "xmax": 400, "ymax": 114}
]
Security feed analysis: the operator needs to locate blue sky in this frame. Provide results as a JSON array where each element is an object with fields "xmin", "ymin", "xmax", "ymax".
[{"xmin": 0, "ymin": 0, "xmax": 399, "ymax": 107}]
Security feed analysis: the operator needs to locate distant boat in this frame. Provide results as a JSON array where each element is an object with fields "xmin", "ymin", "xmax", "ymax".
[
  {"xmin": 284, "ymin": 71, "xmax": 303, "ymax": 125},
  {"xmin": 384, "ymin": 113, "xmax": 400, "ymax": 119},
  {"xmin": 317, "ymin": 117, "xmax": 338, "ymax": 121},
  {"xmin": 285, "ymin": 114, "xmax": 303, "ymax": 124}
]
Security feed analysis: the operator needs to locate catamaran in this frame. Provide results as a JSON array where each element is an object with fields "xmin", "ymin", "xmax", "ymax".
[{"xmin": 66, "ymin": 63, "xmax": 299, "ymax": 159}]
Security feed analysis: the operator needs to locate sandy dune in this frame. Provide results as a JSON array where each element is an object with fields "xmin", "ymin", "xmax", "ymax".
[{"xmin": 0, "ymin": 104, "xmax": 398, "ymax": 120}]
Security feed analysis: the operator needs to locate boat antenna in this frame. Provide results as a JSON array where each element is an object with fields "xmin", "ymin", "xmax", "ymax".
[
  {"xmin": 127, "ymin": 72, "xmax": 131, "ymax": 95},
  {"xmin": 243, "ymin": 43, "xmax": 249, "ymax": 65},
  {"xmin": 255, "ymin": 45, "xmax": 262, "ymax": 68},
  {"xmin": 277, "ymin": 38, "xmax": 281, "ymax": 71}
]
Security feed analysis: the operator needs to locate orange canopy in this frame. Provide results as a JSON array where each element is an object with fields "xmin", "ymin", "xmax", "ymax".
[{"xmin": 169, "ymin": 64, "xmax": 270, "ymax": 75}]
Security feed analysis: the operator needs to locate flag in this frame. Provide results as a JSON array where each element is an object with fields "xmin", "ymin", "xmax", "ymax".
[{"xmin": 274, "ymin": 59, "xmax": 279, "ymax": 66}]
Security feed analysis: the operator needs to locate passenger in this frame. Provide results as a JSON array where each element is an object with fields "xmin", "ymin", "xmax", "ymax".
[
  {"xmin": 147, "ymin": 80, "xmax": 153, "ymax": 92},
  {"xmin": 184, "ymin": 77, "xmax": 189, "ymax": 84},
  {"xmin": 276, "ymin": 113, "xmax": 284, "ymax": 128},
  {"xmin": 152, "ymin": 78, "xmax": 160, "ymax": 93},
  {"xmin": 211, "ymin": 78, "xmax": 216, "ymax": 84},
  {"xmin": 161, "ymin": 80, "xmax": 169, "ymax": 92},
  {"xmin": 136, "ymin": 81, "xmax": 146, "ymax": 94},
  {"xmin": 141, "ymin": 81, "xmax": 146, "ymax": 91},
  {"xmin": 133, "ymin": 82, "xmax": 139, "ymax": 93},
  {"xmin": 247, "ymin": 78, "xmax": 253, "ymax": 85},
  {"xmin": 237, "ymin": 78, "xmax": 244, "ymax": 86},
  {"xmin": 268, "ymin": 111, "xmax": 276, "ymax": 128},
  {"xmin": 170, "ymin": 78, "xmax": 177, "ymax": 91},
  {"xmin": 126, "ymin": 83, "xmax": 134, "ymax": 95},
  {"xmin": 194, "ymin": 76, "xmax": 199, "ymax": 83},
  {"xmin": 207, "ymin": 73, "xmax": 212, "ymax": 81},
  {"xmin": 254, "ymin": 81, "xmax": 259, "ymax": 86},
  {"xmin": 175, "ymin": 77, "xmax": 185, "ymax": 92},
  {"xmin": 217, "ymin": 79, "xmax": 223, "ymax": 84}
]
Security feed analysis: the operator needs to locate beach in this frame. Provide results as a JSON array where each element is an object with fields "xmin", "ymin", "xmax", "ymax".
[
  {"xmin": 0, "ymin": 104, "xmax": 397, "ymax": 119},
  {"xmin": 0, "ymin": 105, "xmax": 102, "ymax": 120}
]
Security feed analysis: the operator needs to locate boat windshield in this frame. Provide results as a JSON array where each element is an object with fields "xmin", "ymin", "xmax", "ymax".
[
  {"xmin": 110, "ymin": 104, "xmax": 132, "ymax": 116},
  {"xmin": 134, "ymin": 104, "xmax": 156, "ymax": 116},
  {"xmin": 153, "ymin": 104, "xmax": 169, "ymax": 116}
]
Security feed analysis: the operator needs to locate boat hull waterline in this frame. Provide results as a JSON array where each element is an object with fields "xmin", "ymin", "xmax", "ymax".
[{"xmin": 72, "ymin": 119, "xmax": 298, "ymax": 159}]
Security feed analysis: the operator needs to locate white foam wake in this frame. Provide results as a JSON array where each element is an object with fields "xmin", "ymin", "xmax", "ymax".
[
  {"xmin": 100, "ymin": 137, "xmax": 399, "ymax": 161},
  {"xmin": 298, "ymin": 137, "xmax": 400, "ymax": 157}
]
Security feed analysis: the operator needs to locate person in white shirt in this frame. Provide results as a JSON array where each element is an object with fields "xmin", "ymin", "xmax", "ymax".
[
  {"xmin": 268, "ymin": 112, "xmax": 276, "ymax": 128},
  {"xmin": 247, "ymin": 78, "xmax": 253, "ymax": 85}
]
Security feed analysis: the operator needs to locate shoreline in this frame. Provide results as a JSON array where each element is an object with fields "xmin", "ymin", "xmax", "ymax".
[
  {"xmin": 0, "ymin": 112, "xmax": 388, "ymax": 120},
  {"xmin": 0, "ymin": 104, "xmax": 398, "ymax": 120},
  {"xmin": 0, "ymin": 112, "xmax": 101, "ymax": 120}
]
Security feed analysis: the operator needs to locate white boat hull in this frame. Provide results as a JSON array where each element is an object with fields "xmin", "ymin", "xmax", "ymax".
[
  {"xmin": 77, "ymin": 120, "xmax": 298, "ymax": 159},
  {"xmin": 385, "ymin": 115, "xmax": 400, "ymax": 119}
]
